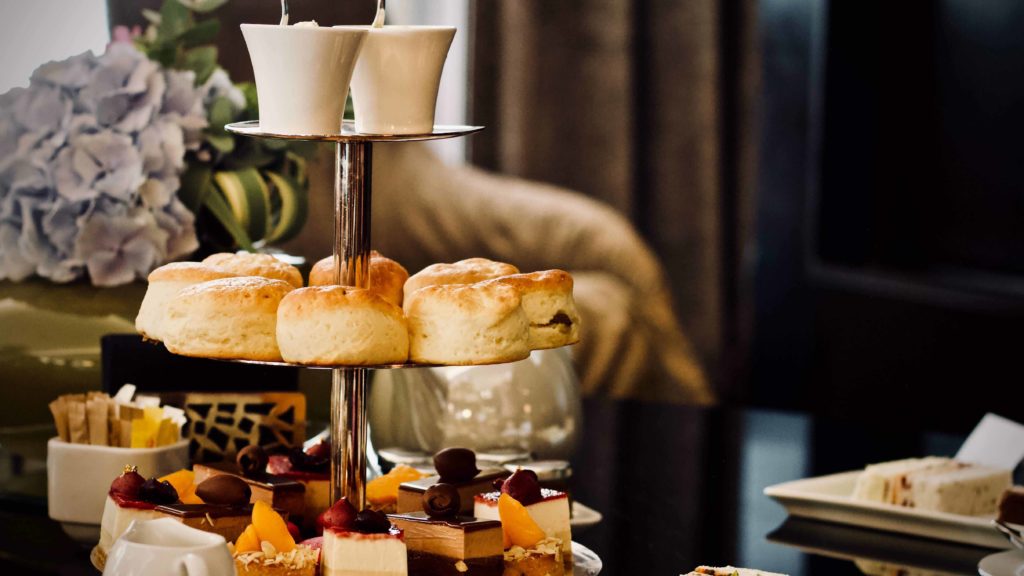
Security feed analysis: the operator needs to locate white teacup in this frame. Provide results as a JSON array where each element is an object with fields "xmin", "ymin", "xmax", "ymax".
[
  {"xmin": 350, "ymin": 25, "xmax": 457, "ymax": 135},
  {"xmin": 102, "ymin": 518, "xmax": 233, "ymax": 576},
  {"xmin": 241, "ymin": 24, "xmax": 368, "ymax": 135},
  {"xmin": 47, "ymin": 437, "xmax": 189, "ymax": 527}
]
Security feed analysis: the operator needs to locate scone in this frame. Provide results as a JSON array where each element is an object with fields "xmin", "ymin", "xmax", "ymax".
[
  {"xmin": 482, "ymin": 270, "xmax": 581, "ymax": 349},
  {"xmin": 163, "ymin": 277, "xmax": 294, "ymax": 362},
  {"xmin": 276, "ymin": 286, "xmax": 409, "ymax": 366},
  {"xmin": 136, "ymin": 263, "xmax": 238, "ymax": 341},
  {"xmin": 403, "ymin": 258, "xmax": 519, "ymax": 305},
  {"xmin": 204, "ymin": 252, "xmax": 304, "ymax": 289},
  {"xmin": 308, "ymin": 250, "xmax": 409, "ymax": 307},
  {"xmin": 405, "ymin": 282, "xmax": 530, "ymax": 365}
]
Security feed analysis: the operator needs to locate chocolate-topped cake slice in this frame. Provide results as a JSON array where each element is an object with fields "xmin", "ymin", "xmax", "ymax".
[
  {"xmin": 193, "ymin": 446, "xmax": 307, "ymax": 525},
  {"xmin": 390, "ymin": 483, "xmax": 503, "ymax": 576},
  {"xmin": 397, "ymin": 448, "xmax": 509, "ymax": 515}
]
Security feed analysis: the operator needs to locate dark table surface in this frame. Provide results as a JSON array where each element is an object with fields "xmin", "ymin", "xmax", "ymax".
[{"xmin": 0, "ymin": 399, "xmax": 1014, "ymax": 575}]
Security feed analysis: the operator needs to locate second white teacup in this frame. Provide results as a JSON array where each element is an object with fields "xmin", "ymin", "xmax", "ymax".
[
  {"xmin": 350, "ymin": 25, "xmax": 457, "ymax": 135},
  {"xmin": 241, "ymin": 24, "xmax": 368, "ymax": 135}
]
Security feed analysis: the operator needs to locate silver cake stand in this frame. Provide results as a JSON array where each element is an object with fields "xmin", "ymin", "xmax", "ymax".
[{"xmin": 225, "ymin": 120, "xmax": 484, "ymax": 509}]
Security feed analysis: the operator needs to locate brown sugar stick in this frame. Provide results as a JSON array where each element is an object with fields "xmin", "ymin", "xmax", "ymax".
[
  {"xmin": 68, "ymin": 399, "xmax": 88, "ymax": 445},
  {"xmin": 86, "ymin": 397, "xmax": 109, "ymax": 446},
  {"xmin": 49, "ymin": 397, "xmax": 69, "ymax": 442}
]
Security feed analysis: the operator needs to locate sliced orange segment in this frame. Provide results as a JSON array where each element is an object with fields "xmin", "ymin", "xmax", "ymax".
[
  {"xmin": 252, "ymin": 500, "xmax": 295, "ymax": 553},
  {"xmin": 367, "ymin": 465, "xmax": 429, "ymax": 505},
  {"xmin": 497, "ymin": 493, "xmax": 545, "ymax": 549},
  {"xmin": 158, "ymin": 469, "xmax": 195, "ymax": 497},
  {"xmin": 235, "ymin": 524, "xmax": 260, "ymax": 553}
]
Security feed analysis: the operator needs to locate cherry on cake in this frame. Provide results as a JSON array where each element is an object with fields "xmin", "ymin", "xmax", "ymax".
[
  {"xmin": 474, "ymin": 469, "xmax": 572, "ymax": 561},
  {"xmin": 320, "ymin": 497, "xmax": 408, "ymax": 576},
  {"xmin": 389, "ymin": 482, "xmax": 504, "ymax": 575}
]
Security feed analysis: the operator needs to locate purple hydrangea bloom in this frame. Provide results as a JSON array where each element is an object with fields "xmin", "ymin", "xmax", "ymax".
[{"xmin": 0, "ymin": 43, "xmax": 211, "ymax": 285}]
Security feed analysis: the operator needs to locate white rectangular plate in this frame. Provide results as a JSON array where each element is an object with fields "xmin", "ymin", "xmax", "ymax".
[{"xmin": 764, "ymin": 470, "xmax": 1010, "ymax": 549}]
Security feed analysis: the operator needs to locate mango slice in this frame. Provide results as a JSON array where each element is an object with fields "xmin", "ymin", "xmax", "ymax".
[
  {"xmin": 497, "ymin": 493, "xmax": 546, "ymax": 549},
  {"xmin": 252, "ymin": 500, "xmax": 295, "ymax": 553}
]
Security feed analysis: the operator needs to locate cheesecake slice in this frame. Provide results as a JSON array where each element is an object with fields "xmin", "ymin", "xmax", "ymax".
[
  {"xmin": 98, "ymin": 494, "xmax": 166, "ymax": 559},
  {"xmin": 852, "ymin": 457, "xmax": 1011, "ymax": 515},
  {"xmin": 321, "ymin": 497, "xmax": 408, "ymax": 576},
  {"xmin": 474, "ymin": 489, "xmax": 571, "ymax": 558}
]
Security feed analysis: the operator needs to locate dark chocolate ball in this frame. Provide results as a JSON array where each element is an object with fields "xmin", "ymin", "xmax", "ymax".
[
  {"xmin": 433, "ymin": 447, "xmax": 479, "ymax": 483},
  {"xmin": 423, "ymin": 483, "xmax": 461, "ymax": 518},
  {"xmin": 236, "ymin": 445, "xmax": 269, "ymax": 477}
]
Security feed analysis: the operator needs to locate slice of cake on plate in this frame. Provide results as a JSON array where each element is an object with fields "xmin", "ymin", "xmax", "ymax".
[
  {"xmin": 398, "ymin": 448, "xmax": 509, "ymax": 515},
  {"xmin": 321, "ymin": 497, "xmax": 408, "ymax": 576},
  {"xmin": 193, "ymin": 446, "xmax": 307, "ymax": 525},
  {"xmin": 851, "ymin": 457, "xmax": 1011, "ymax": 515},
  {"xmin": 475, "ymin": 468, "xmax": 572, "ymax": 563},
  {"xmin": 233, "ymin": 501, "xmax": 318, "ymax": 576},
  {"xmin": 687, "ymin": 566, "xmax": 788, "ymax": 575},
  {"xmin": 496, "ymin": 492, "xmax": 564, "ymax": 576},
  {"xmin": 389, "ymin": 482, "xmax": 504, "ymax": 575}
]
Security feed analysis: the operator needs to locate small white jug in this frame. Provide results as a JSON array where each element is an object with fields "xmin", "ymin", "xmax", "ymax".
[{"xmin": 102, "ymin": 518, "xmax": 235, "ymax": 576}]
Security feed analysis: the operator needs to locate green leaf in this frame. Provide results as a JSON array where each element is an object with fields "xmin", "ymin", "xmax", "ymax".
[
  {"xmin": 208, "ymin": 96, "xmax": 235, "ymax": 131},
  {"xmin": 182, "ymin": 45, "xmax": 218, "ymax": 85},
  {"xmin": 178, "ymin": 163, "xmax": 213, "ymax": 213},
  {"xmin": 178, "ymin": 0, "xmax": 229, "ymax": 13},
  {"xmin": 203, "ymin": 185, "xmax": 254, "ymax": 251},
  {"xmin": 179, "ymin": 18, "xmax": 220, "ymax": 47},
  {"xmin": 145, "ymin": 41, "xmax": 179, "ymax": 68},
  {"xmin": 206, "ymin": 133, "xmax": 235, "ymax": 153},
  {"xmin": 263, "ymin": 171, "xmax": 309, "ymax": 244},
  {"xmin": 159, "ymin": 0, "xmax": 190, "ymax": 41},
  {"xmin": 214, "ymin": 169, "xmax": 270, "ymax": 242}
]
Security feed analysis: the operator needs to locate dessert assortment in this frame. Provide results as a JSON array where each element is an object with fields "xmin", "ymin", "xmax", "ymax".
[
  {"xmin": 851, "ymin": 457, "xmax": 1011, "ymax": 515},
  {"xmin": 136, "ymin": 253, "xmax": 581, "ymax": 367}
]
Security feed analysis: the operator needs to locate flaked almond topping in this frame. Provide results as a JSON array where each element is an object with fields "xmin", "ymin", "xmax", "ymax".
[{"xmin": 455, "ymin": 560, "xmax": 469, "ymax": 573}]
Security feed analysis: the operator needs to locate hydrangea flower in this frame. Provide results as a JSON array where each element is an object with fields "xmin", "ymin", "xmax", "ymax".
[{"xmin": 0, "ymin": 43, "xmax": 210, "ymax": 285}]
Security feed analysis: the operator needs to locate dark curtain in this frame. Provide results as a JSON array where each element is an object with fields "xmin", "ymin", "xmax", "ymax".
[{"xmin": 469, "ymin": 0, "xmax": 760, "ymax": 391}]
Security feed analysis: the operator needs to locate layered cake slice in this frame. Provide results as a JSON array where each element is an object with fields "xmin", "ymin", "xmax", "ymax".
[
  {"xmin": 389, "ymin": 482, "xmax": 504, "ymax": 575},
  {"xmin": 267, "ymin": 443, "xmax": 332, "ymax": 527},
  {"xmin": 321, "ymin": 497, "xmax": 408, "ymax": 576},
  {"xmin": 852, "ymin": 457, "xmax": 1011, "ymax": 515},
  {"xmin": 475, "ymin": 469, "xmax": 572, "ymax": 560},
  {"xmin": 496, "ymin": 493, "xmax": 564, "ymax": 576},
  {"xmin": 397, "ymin": 448, "xmax": 509, "ymax": 515},
  {"xmin": 98, "ymin": 467, "xmax": 259, "ymax": 566},
  {"xmin": 193, "ymin": 445, "xmax": 309, "ymax": 527},
  {"xmin": 234, "ymin": 501, "xmax": 318, "ymax": 576}
]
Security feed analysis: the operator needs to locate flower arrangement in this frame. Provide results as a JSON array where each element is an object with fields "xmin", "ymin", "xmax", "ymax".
[{"xmin": 0, "ymin": 0, "xmax": 309, "ymax": 286}]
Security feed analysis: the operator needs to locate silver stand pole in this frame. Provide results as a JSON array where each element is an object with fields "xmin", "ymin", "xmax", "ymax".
[{"xmin": 330, "ymin": 140, "xmax": 372, "ymax": 508}]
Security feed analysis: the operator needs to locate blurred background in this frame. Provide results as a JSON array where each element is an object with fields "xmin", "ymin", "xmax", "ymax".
[{"xmin": 2, "ymin": 0, "xmax": 1023, "ymax": 429}]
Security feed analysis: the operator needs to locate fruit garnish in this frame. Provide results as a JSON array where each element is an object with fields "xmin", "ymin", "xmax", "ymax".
[
  {"xmin": 139, "ymin": 478, "xmax": 178, "ymax": 505},
  {"xmin": 197, "ymin": 475, "xmax": 251, "ymax": 506},
  {"xmin": 237, "ymin": 445, "xmax": 269, "ymax": 478},
  {"xmin": 253, "ymin": 500, "xmax": 295, "ymax": 553},
  {"xmin": 235, "ymin": 524, "xmax": 260, "ymax": 553},
  {"xmin": 423, "ymin": 483, "xmax": 460, "ymax": 518},
  {"xmin": 501, "ymin": 468, "xmax": 542, "ymax": 505},
  {"xmin": 179, "ymin": 483, "xmax": 204, "ymax": 505},
  {"xmin": 434, "ymin": 447, "xmax": 479, "ymax": 483},
  {"xmin": 497, "ymin": 493, "xmax": 545, "ymax": 549},
  {"xmin": 318, "ymin": 497, "xmax": 358, "ymax": 531},
  {"xmin": 366, "ymin": 465, "xmax": 429, "ymax": 505},
  {"xmin": 158, "ymin": 469, "xmax": 195, "ymax": 497},
  {"xmin": 354, "ymin": 509, "xmax": 392, "ymax": 534},
  {"xmin": 110, "ymin": 465, "xmax": 146, "ymax": 500}
]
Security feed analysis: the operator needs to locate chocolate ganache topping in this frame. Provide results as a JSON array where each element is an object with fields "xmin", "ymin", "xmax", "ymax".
[{"xmin": 433, "ymin": 447, "xmax": 479, "ymax": 483}]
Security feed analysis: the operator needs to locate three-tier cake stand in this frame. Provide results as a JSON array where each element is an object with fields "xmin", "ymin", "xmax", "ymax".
[{"xmin": 224, "ymin": 119, "xmax": 483, "ymax": 508}]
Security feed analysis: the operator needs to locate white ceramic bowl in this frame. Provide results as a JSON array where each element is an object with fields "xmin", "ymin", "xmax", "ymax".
[
  {"xmin": 241, "ymin": 24, "xmax": 368, "ymax": 135},
  {"xmin": 350, "ymin": 25, "xmax": 456, "ymax": 135},
  {"xmin": 47, "ymin": 437, "xmax": 190, "ymax": 526}
]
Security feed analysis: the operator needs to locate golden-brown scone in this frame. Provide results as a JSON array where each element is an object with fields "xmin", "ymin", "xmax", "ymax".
[
  {"xmin": 203, "ymin": 252, "xmax": 304, "ymax": 289},
  {"xmin": 482, "ymin": 270, "xmax": 581, "ymax": 350},
  {"xmin": 162, "ymin": 276, "xmax": 294, "ymax": 362},
  {"xmin": 405, "ymin": 282, "xmax": 530, "ymax": 365},
  {"xmin": 308, "ymin": 250, "xmax": 409, "ymax": 307},
  {"xmin": 403, "ymin": 258, "xmax": 520, "ymax": 308},
  {"xmin": 136, "ymin": 262, "xmax": 240, "ymax": 342},
  {"xmin": 276, "ymin": 286, "xmax": 409, "ymax": 366}
]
